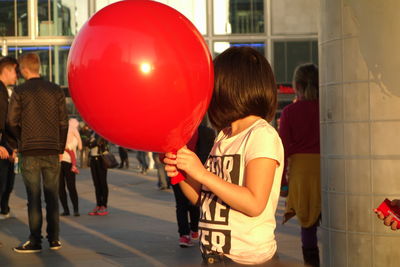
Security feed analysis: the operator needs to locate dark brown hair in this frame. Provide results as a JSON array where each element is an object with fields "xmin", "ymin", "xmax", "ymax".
[
  {"xmin": 18, "ymin": 52, "xmax": 41, "ymax": 74},
  {"xmin": 293, "ymin": 63, "xmax": 319, "ymax": 101},
  {"xmin": 0, "ymin": 56, "xmax": 18, "ymax": 75},
  {"xmin": 208, "ymin": 46, "xmax": 277, "ymax": 131}
]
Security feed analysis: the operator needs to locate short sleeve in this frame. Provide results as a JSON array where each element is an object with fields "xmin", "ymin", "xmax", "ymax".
[{"xmin": 244, "ymin": 124, "xmax": 284, "ymax": 167}]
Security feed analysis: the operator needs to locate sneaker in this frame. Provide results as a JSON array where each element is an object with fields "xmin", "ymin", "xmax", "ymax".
[
  {"xmin": 60, "ymin": 212, "xmax": 70, "ymax": 216},
  {"xmin": 190, "ymin": 231, "xmax": 199, "ymax": 240},
  {"xmin": 0, "ymin": 213, "xmax": 11, "ymax": 220},
  {"xmin": 73, "ymin": 211, "xmax": 80, "ymax": 217},
  {"xmin": 13, "ymin": 241, "xmax": 42, "ymax": 253},
  {"xmin": 97, "ymin": 206, "xmax": 109, "ymax": 216},
  {"xmin": 49, "ymin": 241, "xmax": 62, "ymax": 250},
  {"xmin": 88, "ymin": 206, "xmax": 100, "ymax": 216},
  {"xmin": 179, "ymin": 235, "xmax": 193, "ymax": 248}
]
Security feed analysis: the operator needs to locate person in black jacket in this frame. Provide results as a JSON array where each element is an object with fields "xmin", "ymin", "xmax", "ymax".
[
  {"xmin": 7, "ymin": 53, "xmax": 68, "ymax": 253},
  {"xmin": 0, "ymin": 56, "xmax": 18, "ymax": 225}
]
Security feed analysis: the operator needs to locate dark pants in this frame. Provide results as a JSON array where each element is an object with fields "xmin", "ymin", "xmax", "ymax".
[
  {"xmin": 21, "ymin": 155, "xmax": 60, "ymax": 244},
  {"xmin": 59, "ymin": 161, "xmax": 79, "ymax": 213},
  {"xmin": 0, "ymin": 159, "xmax": 15, "ymax": 214},
  {"xmin": 172, "ymin": 184, "xmax": 199, "ymax": 236},
  {"xmin": 118, "ymin": 147, "xmax": 129, "ymax": 168},
  {"xmin": 301, "ymin": 221, "xmax": 319, "ymax": 249},
  {"xmin": 90, "ymin": 156, "xmax": 108, "ymax": 207}
]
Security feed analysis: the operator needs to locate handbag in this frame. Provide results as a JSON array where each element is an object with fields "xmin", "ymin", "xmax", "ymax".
[{"xmin": 101, "ymin": 151, "xmax": 119, "ymax": 169}]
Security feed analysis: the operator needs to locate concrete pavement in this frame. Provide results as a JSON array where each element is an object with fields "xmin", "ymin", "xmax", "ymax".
[{"xmin": 0, "ymin": 152, "xmax": 309, "ymax": 266}]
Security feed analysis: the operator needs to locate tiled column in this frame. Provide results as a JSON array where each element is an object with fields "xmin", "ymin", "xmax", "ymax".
[{"xmin": 319, "ymin": 0, "xmax": 400, "ymax": 266}]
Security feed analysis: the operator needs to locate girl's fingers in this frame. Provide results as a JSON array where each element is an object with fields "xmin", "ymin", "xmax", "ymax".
[
  {"xmin": 165, "ymin": 152, "xmax": 177, "ymax": 159},
  {"xmin": 384, "ymin": 215, "xmax": 394, "ymax": 226},
  {"xmin": 166, "ymin": 170, "xmax": 179, "ymax": 177},
  {"xmin": 163, "ymin": 157, "xmax": 177, "ymax": 165},
  {"xmin": 391, "ymin": 221, "xmax": 398, "ymax": 231},
  {"xmin": 165, "ymin": 164, "xmax": 177, "ymax": 172}
]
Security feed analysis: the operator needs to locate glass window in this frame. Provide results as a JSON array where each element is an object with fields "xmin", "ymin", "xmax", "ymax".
[
  {"xmin": 155, "ymin": 0, "xmax": 207, "ymax": 35},
  {"xmin": 213, "ymin": 41, "xmax": 265, "ymax": 57},
  {"xmin": 0, "ymin": 0, "xmax": 28, "ymax": 36},
  {"xmin": 52, "ymin": 45, "xmax": 70, "ymax": 86},
  {"xmin": 214, "ymin": 0, "xmax": 264, "ymax": 35},
  {"xmin": 38, "ymin": 0, "xmax": 88, "ymax": 36},
  {"xmin": 273, "ymin": 40, "xmax": 318, "ymax": 84}
]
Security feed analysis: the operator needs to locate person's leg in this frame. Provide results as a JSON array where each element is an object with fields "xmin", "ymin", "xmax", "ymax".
[
  {"xmin": 172, "ymin": 184, "xmax": 190, "ymax": 236},
  {"xmin": 65, "ymin": 168, "xmax": 79, "ymax": 214},
  {"xmin": 21, "ymin": 156, "xmax": 43, "ymax": 245},
  {"xmin": 58, "ymin": 162, "xmax": 70, "ymax": 215},
  {"xmin": 0, "ymin": 161, "xmax": 15, "ymax": 215},
  {"xmin": 41, "ymin": 155, "xmax": 61, "ymax": 243},
  {"xmin": 90, "ymin": 157, "xmax": 102, "ymax": 207},
  {"xmin": 188, "ymin": 204, "xmax": 200, "ymax": 233},
  {"xmin": 157, "ymin": 166, "xmax": 169, "ymax": 189},
  {"xmin": 118, "ymin": 147, "xmax": 124, "ymax": 168},
  {"xmin": 301, "ymin": 222, "xmax": 320, "ymax": 267},
  {"xmin": 98, "ymin": 164, "xmax": 108, "ymax": 207},
  {"xmin": 0, "ymin": 159, "xmax": 9, "ymax": 207}
]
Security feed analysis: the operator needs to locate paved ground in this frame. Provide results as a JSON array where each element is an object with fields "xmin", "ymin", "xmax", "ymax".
[{"xmin": 0, "ymin": 152, "xmax": 311, "ymax": 267}]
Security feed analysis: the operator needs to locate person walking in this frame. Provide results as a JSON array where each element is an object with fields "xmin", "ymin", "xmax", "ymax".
[
  {"xmin": 8, "ymin": 52, "xmax": 68, "ymax": 253},
  {"xmin": 59, "ymin": 118, "xmax": 82, "ymax": 217},
  {"xmin": 88, "ymin": 133, "xmax": 109, "ymax": 216},
  {"xmin": 279, "ymin": 63, "xmax": 320, "ymax": 267},
  {"xmin": 0, "ymin": 56, "xmax": 18, "ymax": 221}
]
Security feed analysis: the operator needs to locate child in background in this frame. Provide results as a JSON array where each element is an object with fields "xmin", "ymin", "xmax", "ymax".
[{"xmin": 164, "ymin": 47, "xmax": 283, "ymax": 266}]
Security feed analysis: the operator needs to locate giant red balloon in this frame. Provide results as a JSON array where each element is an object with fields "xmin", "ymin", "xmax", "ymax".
[{"xmin": 67, "ymin": 0, "xmax": 213, "ymax": 153}]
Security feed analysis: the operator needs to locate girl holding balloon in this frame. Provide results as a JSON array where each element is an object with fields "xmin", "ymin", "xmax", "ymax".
[{"xmin": 164, "ymin": 47, "xmax": 283, "ymax": 266}]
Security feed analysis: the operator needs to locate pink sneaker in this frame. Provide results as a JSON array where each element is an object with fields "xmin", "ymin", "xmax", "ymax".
[
  {"xmin": 190, "ymin": 231, "xmax": 199, "ymax": 240},
  {"xmin": 179, "ymin": 235, "xmax": 193, "ymax": 248},
  {"xmin": 97, "ymin": 206, "xmax": 109, "ymax": 216},
  {"xmin": 88, "ymin": 206, "xmax": 100, "ymax": 216}
]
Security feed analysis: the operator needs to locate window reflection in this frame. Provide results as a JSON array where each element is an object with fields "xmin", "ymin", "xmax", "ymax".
[
  {"xmin": 214, "ymin": 0, "xmax": 264, "ymax": 35},
  {"xmin": 213, "ymin": 42, "xmax": 265, "ymax": 56},
  {"xmin": 37, "ymin": 0, "xmax": 88, "ymax": 36},
  {"xmin": 273, "ymin": 41, "xmax": 318, "ymax": 84},
  {"xmin": 0, "ymin": 0, "xmax": 28, "ymax": 36}
]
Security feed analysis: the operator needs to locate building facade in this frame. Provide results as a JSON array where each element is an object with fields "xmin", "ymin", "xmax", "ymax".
[{"xmin": 1, "ymin": 0, "xmax": 318, "ymax": 117}]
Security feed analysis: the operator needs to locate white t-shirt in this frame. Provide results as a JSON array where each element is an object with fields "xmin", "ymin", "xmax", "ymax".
[{"xmin": 199, "ymin": 119, "xmax": 284, "ymax": 265}]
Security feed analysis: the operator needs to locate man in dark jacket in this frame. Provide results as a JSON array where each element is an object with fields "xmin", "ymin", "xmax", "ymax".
[
  {"xmin": 0, "ymin": 57, "xmax": 19, "ymax": 219},
  {"xmin": 0, "ymin": 56, "xmax": 18, "ymax": 247},
  {"xmin": 7, "ymin": 53, "xmax": 68, "ymax": 253}
]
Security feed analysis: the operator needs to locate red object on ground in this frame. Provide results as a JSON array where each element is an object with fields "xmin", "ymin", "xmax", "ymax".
[
  {"xmin": 376, "ymin": 199, "xmax": 400, "ymax": 228},
  {"xmin": 67, "ymin": 0, "xmax": 213, "ymax": 154}
]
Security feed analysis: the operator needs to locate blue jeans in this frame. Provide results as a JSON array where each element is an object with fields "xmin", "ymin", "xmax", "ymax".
[{"xmin": 21, "ymin": 155, "xmax": 60, "ymax": 244}]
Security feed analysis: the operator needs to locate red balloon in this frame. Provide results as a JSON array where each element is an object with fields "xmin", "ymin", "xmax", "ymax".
[{"xmin": 67, "ymin": 0, "xmax": 213, "ymax": 153}]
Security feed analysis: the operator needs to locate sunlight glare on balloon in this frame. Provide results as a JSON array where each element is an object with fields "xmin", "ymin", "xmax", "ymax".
[{"xmin": 140, "ymin": 62, "xmax": 152, "ymax": 75}]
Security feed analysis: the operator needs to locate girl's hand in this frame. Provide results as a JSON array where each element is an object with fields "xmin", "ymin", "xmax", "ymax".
[
  {"xmin": 374, "ymin": 199, "xmax": 400, "ymax": 231},
  {"xmin": 175, "ymin": 146, "xmax": 208, "ymax": 182},
  {"xmin": 163, "ymin": 147, "xmax": 208, "ymax": 181},
  {"xmin": 163, "ymin": 152, "xmax": 179, "ymax": 177}
]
